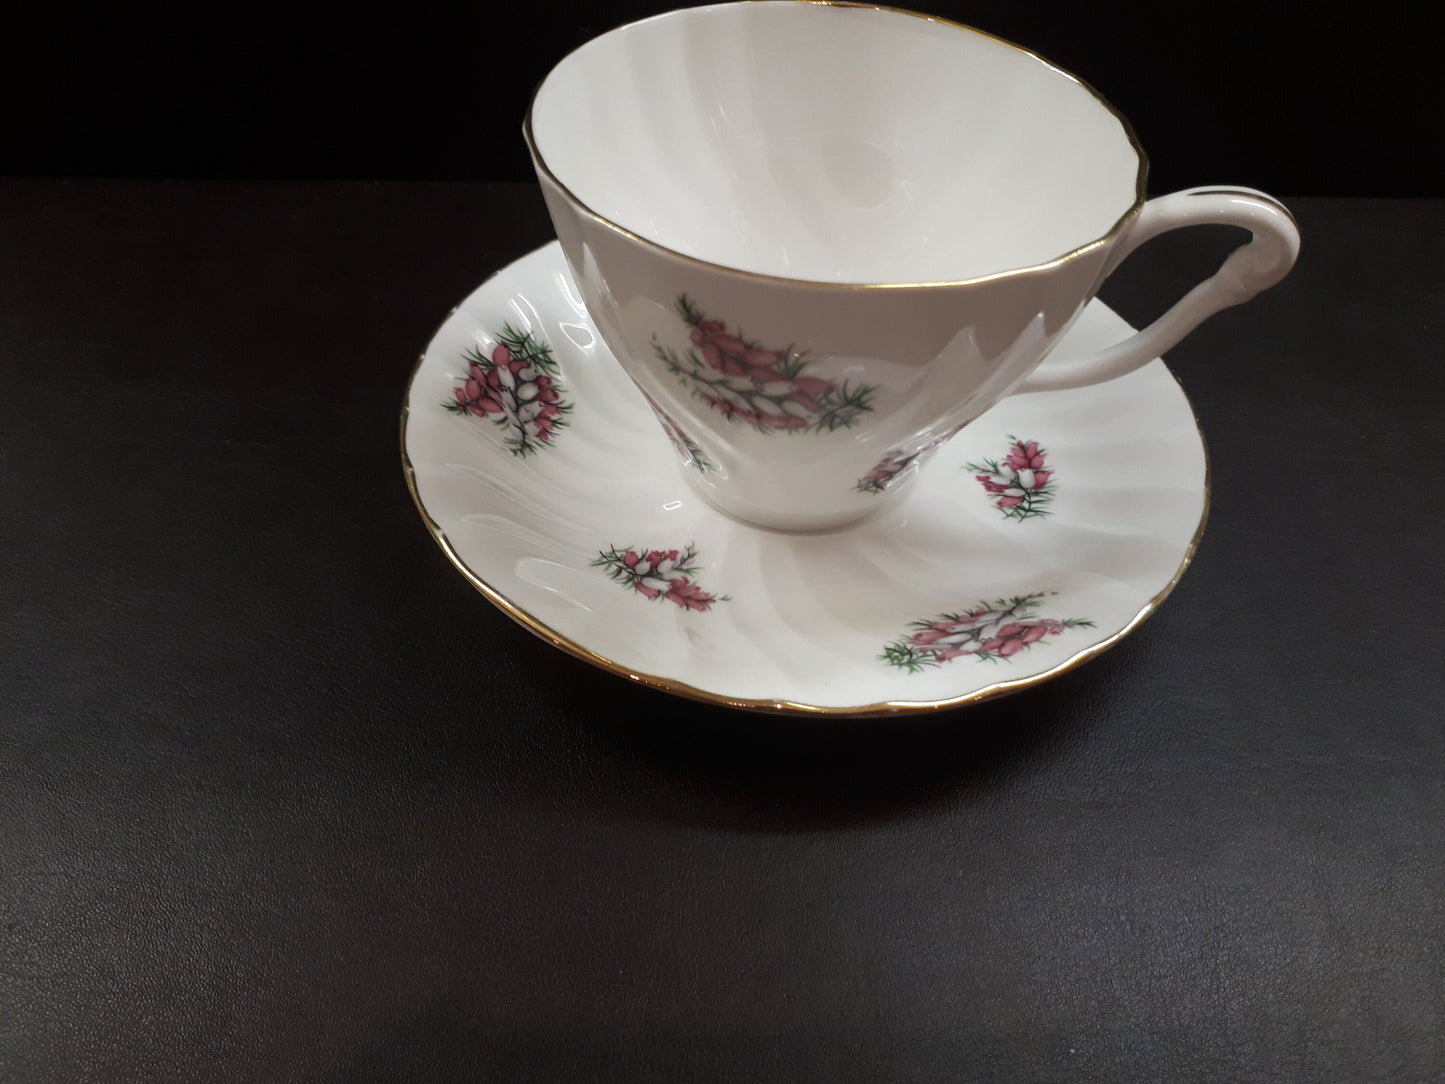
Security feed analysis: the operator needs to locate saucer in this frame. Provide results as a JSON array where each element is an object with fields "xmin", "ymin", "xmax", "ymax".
[{"xmin": 401, "ymin": 243, "xmax": 1208, "ymax": 717}]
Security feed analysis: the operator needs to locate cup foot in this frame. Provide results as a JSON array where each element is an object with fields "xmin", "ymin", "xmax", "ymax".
[{"xmin": 680, "ymin": 468, "xmax": 893, "ymax": 534}]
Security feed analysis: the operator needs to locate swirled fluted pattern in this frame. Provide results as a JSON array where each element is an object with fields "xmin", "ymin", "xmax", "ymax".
[{"xmin": 402, "ymin": 244, "xmax": 1207, "ymax": 715}]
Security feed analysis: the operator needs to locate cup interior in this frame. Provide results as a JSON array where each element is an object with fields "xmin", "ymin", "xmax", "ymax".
[{"xmin": 530, "ymin": 2, "xmax": 1144, "ymax": 285}]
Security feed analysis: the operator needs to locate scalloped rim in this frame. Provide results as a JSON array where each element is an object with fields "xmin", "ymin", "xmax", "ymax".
[{"xmin": 523, "ymin": 1, "xmax": 1151, "ymax": 291}]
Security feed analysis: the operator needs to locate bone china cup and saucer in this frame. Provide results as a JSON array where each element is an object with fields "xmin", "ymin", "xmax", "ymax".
[{"xmin": 401, "ymin": 2, "xmax": 1299, "ymax": 715}]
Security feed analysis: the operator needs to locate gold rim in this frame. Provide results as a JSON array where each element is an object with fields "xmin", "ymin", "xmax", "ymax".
[
  {"xmin": 399, "ymin": 259, "xmax": 1210, "ymax": 719},
  {"xmin": 522, "ymin": 0, "xmax": 1150, "ymax": 291}
]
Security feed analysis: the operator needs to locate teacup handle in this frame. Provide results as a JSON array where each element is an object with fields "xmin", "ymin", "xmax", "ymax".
[{"xmin": 1016, "ymin": 187, "xmax": 1300, "ymax": 393}]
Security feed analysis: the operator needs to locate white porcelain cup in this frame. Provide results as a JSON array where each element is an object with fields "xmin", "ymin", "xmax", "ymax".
[{"xmin": 526, "ymin": 1, "xmax": 1299, "ymax": 531}]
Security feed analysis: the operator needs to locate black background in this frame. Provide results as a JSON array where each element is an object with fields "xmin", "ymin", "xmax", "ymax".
[
  {"xmin": 3, "ymin": 0, "xmax": 1441, "ymax": 194},
  {"xmin": 4, "ymin": 1, "xmax": 1445, "ymax": 1081}
]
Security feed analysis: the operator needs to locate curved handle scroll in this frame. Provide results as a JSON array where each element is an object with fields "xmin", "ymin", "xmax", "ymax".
[{"xmin": 1017, "ymin": 187, "xmax": 1300, "ymax": 393}]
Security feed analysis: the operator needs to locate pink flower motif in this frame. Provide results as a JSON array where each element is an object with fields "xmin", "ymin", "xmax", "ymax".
[
  {"xmin": 594, "ymin": 543, "xmax": 727, "ymax": 612},
  {"xmin": 978, "ymin": 619, "xmax": 1065, "ymax": 656},
  {"xmin": 665, "ymin": 578, "xmax": 716, "ymax": 612},
  {"xmin": 445, "ymin": 329, "xmax": 572, "ymax": 455},
  {"xmin": 689, "ymin": 320, "xmax": 726, "ymax": 345},
  {"xmin": 786, "ymin": 390, "xmax": 825, "ymax": 411},
  {"xmin": 966, "ymin": 437, "xmax": 1056, "ymax": 520},
  {"xmin": 908, "ymin": 628, "xmax": 950, "ymax": 645},
  {"xmin": 639, "ymin": 393, "xmax": 719, "ymax": 475},
  {"xmin": 859, "ymin": 458, "xmax": 903, "ymax": 487},
  {"xmin": 759, "ymin": 413, "xmax": 809, "ymax": 431},
  {"xmin": 454, "ymin": 379, "xmax": 503, "ymax": 416},
  {"xmin": 694, "ymin": 329, "xmax": 758, "ymax": 377},
  {"xmin": 712, "ymin": 332, "xmax": 750, "ymax": 355},
  {"xmin": 1006, "ymin": 440, "xmax": 1045, "ymax": 472},
  {"xmin": 790, "ymin": 376, "xmax": 834, "ymax": 398},
  {"xmin": 856, "ymin": 425, "xmax": 967, "ymax": 496},
  {"xmin": 905, "ymin": 607, "xmax": 1006, "ymax": 649},
  {"xmin": 644, "ymin": 549, "xmax": 682, "ymax": 571},
  {"xmin": 658, "ymin": 295, "xmax": 877, "ymax": 436},
  {"xmin": 744, "ymin": 347, "xmax": 785, "ymax": 370},
  {"xmin": 882, "ymin": 594, "xmax": 1091, "ymax": 672},
  {"xmin": 700, "ymin": 343, "xmax": 728, "ymax": 373}
]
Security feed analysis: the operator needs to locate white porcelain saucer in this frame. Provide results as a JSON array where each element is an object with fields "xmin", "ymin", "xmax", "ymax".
[{"xmin": 402, "ymin": 242, "xmax": 1208, "ymax": 717}]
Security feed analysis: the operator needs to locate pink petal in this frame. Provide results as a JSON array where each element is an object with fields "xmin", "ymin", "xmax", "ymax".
[
  {"xmin": 791, "ymin": 376, "xmax": 834, "ymax": 396},
  {"xmin": 745, "ymin": 348, "xmax": 783, "ymax": 369}
]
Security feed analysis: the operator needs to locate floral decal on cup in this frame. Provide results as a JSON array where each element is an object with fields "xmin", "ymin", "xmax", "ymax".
[
  {"xmin": 881, "ymin": 592, "xmax": 1093, "ymax": 672},
  {"xmin": 593, "ymin": 543, "xmax": 729, "ymax": 612},
  {"xmin": 965, "ymin": 437, "xmax": 1055, "ymax": 520},
  {"xmin": 856, "ymin": 452, "xmax": 914, "ymax": 495},
  {"xmin": 856, "ymin": 425, "xmax": 965, "ymax": 494},
  {"xmin": 640, "ymin": 390, "xmax": 718, "ymax": 474},
  {"xmin": 652, "ymin": 296, "xmax": 877, "ymax": 434},
  {"xmin": 443, "ymin": 326, "xmax": 573, "ymax": 457}
]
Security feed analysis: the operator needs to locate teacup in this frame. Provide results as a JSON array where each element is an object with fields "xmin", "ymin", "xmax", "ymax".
[{"xmin": 525, "ymin": 1, "xmax": 1299, "ymax": 531}]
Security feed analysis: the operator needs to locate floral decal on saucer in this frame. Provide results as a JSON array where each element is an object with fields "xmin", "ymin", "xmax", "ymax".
[
  {"xmin": 881, "ymin": 592, "xmax": 1093, "ymax": 672},
  {"xmin": 965, "ymin": 437, "xmax": 1055, "ymax": 519},
  {"xmin": 856, "ymin": 425, "xmax": 965, "ymax": 494},
  {"xmin": 593, "ymin": 543, "xmax": 729, "ymax": 612},
  {"xmin": 444, "ymin": 326, "xmax": 572, "ymax": 456},
  {"xmin": 652, "ymin": 296, "xmax": 877, "ymax": 434},
  {"xmin": 640, "ymin": 390, "xmax": 718, "ymax": 474}
]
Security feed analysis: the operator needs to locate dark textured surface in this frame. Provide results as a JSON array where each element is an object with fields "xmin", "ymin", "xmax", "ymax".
[
  {"xmin": 1, "ymin": 182, "xmax": 1441, "ymax": 1082},
  {"xmin": 3, "ymin": 1, "xmax": 1440, "ymax": 196}
]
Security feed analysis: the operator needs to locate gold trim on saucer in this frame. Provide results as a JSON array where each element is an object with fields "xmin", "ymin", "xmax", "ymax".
[
  {"xmin": 522, "ymin": 1, "xmax": 1151, "ymax": 292},
  {"xmin": 399, "ymin": 282, "xmax": 1210, "ymax": 719}
]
